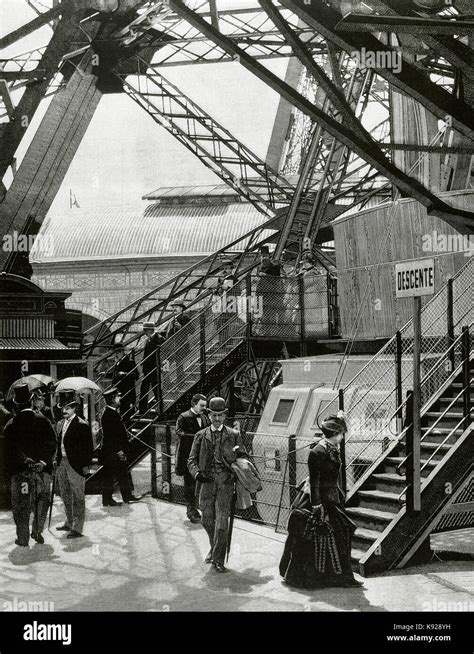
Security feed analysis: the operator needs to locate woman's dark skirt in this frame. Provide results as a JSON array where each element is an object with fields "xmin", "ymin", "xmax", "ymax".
[{"xmin": 279, "ymin": 491, "xmax": 356, "ymax": 589}]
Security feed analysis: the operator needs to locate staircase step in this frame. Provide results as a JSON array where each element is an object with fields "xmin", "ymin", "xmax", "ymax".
[
  {"xmin": 353, "ymin": 527, "xmax": 380, "ymax": 551},
  {"xmin": 420, "ymin": 426, "xmax": 462, "ymax": 443},
  {"xmin": 372, "ymin": 473, "xmax": 408, "ymax": 493},
  {"xmin": 357, "ymin": 489, "xmax": 403, "ymax": 513},
  {"xmin": 419, "ymin": 442, "xmax": 452, "ymax": 460},
  {"xmin": 351, "ymin": 548, "xmax": 365, "ymax": 572},
  {"xmin": 346, "ymin": 506, "xmax": 394, "ymax": 532},
  {"xmin": 385, "ymin": 456, "xmax": 436, "ymax": 476}
]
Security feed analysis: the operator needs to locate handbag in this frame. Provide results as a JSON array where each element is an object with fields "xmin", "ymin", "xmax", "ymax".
[{"xmin": 287, "ymin": 508, "xmax": 317, "ymax": 541}]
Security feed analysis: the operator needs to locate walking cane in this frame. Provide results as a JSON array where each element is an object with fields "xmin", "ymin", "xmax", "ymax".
[
  {"xmin": 47, "ymin": 471, "xmax": 56, "ymax": 530},
  {"xmin": 226, "ymin": 483, "xmax": 238, "ymax": 563}
]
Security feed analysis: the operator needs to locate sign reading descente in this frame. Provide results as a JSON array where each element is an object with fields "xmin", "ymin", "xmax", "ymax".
[{"xmin": 395, "ymin": 258, "xmax": 435, "ymax": 298}]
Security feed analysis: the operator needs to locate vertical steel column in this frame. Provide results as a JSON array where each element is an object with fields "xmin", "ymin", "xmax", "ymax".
[
  {"xmin": 151, "ymin": 426, "xmax": 158, "ymax": 499},
  {"xmin": 461, "ymin": 326, "xmax": 471, "ymax": 428},
  {"xmin": 396, "ymin": 330, "xmax": 403, "ymax": 434},
  {"xmin": 288, "ymin": 433, "xmax": 297, "ymax": 506},
  {"xmin": 338, "ymin": 388, "xmax": 346, "ymax": 495},
  {"xmin": 298, "ymin": 275, "xmax": 307, "ymax": 357},
  {"xmin": 199, "ymin": 312, "xmax": 206, "ymax": 380},
  {"xmin": 447, "ymin": 278, "xmax": 455, "ymax": 371},
  {"xmin": 246, "ymin": 275, "xmax": 253, "ymax": 339}
]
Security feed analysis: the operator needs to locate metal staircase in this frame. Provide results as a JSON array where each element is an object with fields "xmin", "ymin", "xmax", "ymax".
[
  {"xmin": 325, "ymin": 257, "xmax": 474, "ymax": 574},
  {"xmin": 348, "ymin": 334, "xmax": 472, "ymax": 575}
]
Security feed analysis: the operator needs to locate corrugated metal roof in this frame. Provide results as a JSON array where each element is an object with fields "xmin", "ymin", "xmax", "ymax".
[
  {"xmin": 0, "ymin": 338, "xmax": 69, "ymax": 350},
  {"xmin": 31, "ymin": 202, "xmax": 270, "ymax": 263},
  {"xmin": 143, "ymin": 184, "xmax": 240, "ymax": 202}
]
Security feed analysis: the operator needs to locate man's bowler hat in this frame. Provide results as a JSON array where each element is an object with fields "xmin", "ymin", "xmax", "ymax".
[{"xmin": 208, "ymin": 397, "xmax": 227, "ymax": 414}]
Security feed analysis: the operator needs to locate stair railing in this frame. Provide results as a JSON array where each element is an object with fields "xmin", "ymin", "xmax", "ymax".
[{"xmin": 345, "ymin": 323, "xmax": 473, "ymax": 495}]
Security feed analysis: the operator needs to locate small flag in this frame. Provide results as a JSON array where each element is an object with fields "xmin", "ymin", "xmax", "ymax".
[{"xmin": 70, "ymin": 189, "xmax": 80, "ymax": 208}]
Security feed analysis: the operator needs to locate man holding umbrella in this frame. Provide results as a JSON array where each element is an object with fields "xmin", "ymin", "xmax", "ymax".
[
  {"xmin": 54, "ymin": 391, "xmax": 93, "ymax": 539},
  {"xmin": 188, "ymin": 397, "xmax": 248, "ymax": 572},
  {"xmin": 4, "ymin": 383, "xmax": 56, "ymax": 546}
]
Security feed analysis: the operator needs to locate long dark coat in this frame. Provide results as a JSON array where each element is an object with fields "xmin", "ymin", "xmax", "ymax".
[{"xmin": 174, "ymin": 409, "xmax": 210, "ymax": 476}]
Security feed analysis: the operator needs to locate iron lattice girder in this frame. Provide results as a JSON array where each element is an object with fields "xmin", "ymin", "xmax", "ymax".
[
  {"xmin": 0, "ymin": 4, "xmax": 91, "ymax": 180},
  {"xmin": 279, "ymin": 0, "xmax": 474, "ymax": 141},
  {"xmin": 259, "ymin": 0, "xmax": 371, "ymax": 145},
  {"xmin": 117, "ymin": 55, "xmax": 294, "ymax": 215},
  {"xmin": 0, "ymin": 2, "xmax": 66, "ymax": 50},
  {"xmin": 146, "ymin": 5, "xmax": 329, "ymax": 67},
  {"xmin": 84, "ymin": 214, "xmax": 282, "ymax": 356},
  {"xmin": 335, "ymin": 13, "xmax": 474, "ymax": 37},
  {"xmin": 167, "ymin": 0, "xmax": 473, "ymax": 232},
  {"xmin": 377, "ymin": 0, "xmax": 474, "ymax": 79}
]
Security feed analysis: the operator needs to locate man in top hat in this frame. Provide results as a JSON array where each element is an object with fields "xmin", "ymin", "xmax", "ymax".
[
  {"xmin": 100, "ymin": 387, "xmax": 141, "ymax": 506},
  {"xmin": 54, "ymin": 391, "xmax": 93, "ymax": 538},
  {"xmin": 188, "ymin": 397, "xmax": 248, "ymax": 572},
  {"xmin": 175, "ymin": 393, "xmax": 210, "ymax": 524},
  {"xmin": 4, "ymin": 383, "xmax": 56, "ymax": 546},
  {"xmin": 111, "ymin": 342, "xmax": 138, "ymax": 423},
  {"xmin": 165, "ymin": 301, "xmax": 191, "ymax": 382},
  {"xmin": 139, "ymin": 322, "xmax": 164, "ymax": 415}
]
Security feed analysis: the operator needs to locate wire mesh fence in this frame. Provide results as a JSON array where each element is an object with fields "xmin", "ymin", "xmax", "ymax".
[
  {"xmin": 147, "ymin": 425, "xmax": 312, "ymax": 532},
  {"xmin": 94, "ymin": 272, "xmax": 335, "ymax": 417}
]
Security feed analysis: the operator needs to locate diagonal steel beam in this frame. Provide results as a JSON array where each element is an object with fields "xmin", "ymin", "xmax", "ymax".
[
  {"xmin": 167, "ymin": 0, "xmax": 473, "ymax": 232},
  {"xmin": 335, "ymin": 13, "xmax": 474, "ymax": 36},
  {"xmin": 279, "ymin": 0, "xmax": 474, "ymax": 141},
  {"xmin": 378, "ymin": 0, "xmax": 474, "ymax": 80},
  {"xmin": 0, "ymin": 3, "xmax": 65, "ymax": 50},
  {"xmin": 259, "ymin": 0, "xmax": 370, "ymax": 144},
  {"xmin": 0, "ymin": 5, "xmax": 83, "ymax": 180},
  {"xmin": 117, "ymin": 55, "xmax": 294, "ymax": 215}
]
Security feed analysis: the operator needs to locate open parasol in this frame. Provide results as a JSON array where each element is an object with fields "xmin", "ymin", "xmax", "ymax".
[
  {"xmin": 54, "ymin": 377, "xmax": 102, "ymax": 394},
  {"xmin": 6, "ymin": 374, "xmax": 55, "ymax": 401}
]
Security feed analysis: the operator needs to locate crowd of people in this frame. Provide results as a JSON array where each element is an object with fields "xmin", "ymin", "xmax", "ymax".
[
  {"xmin": 0, "ymin": 250, "xmax": 360, "ymax": 587},
  {"xmin": 1, "ymin": 378, "xmax": 362, "ymax": 587}
]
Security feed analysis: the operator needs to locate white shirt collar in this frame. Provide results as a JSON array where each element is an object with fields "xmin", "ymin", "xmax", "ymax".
[{"xmin": 210, "ymin": 425, "xmax": 224, "ymax": 432}]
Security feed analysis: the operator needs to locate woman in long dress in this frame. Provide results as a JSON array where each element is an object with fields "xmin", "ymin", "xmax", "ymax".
[{"xmin": 279, "ymin": 414, "xmax": 363, "ymax": 589}]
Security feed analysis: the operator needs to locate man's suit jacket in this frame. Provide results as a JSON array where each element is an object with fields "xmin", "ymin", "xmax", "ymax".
[
  {"xmin": 142, "ymin": 333, "xmax": 164, "ymax": 372},
  {"xmin": 4, "ymin": 409, "xmax": 56, "ymax": 476},
  {"xmin": 175, "ymin": 409, "xmax": 210, "ymax": 476},
  {"xmin": 55, "ymin": 415, "xmax": 93, "ymax": 477},
  {"xmin": 188, "ymin": 425, "xmax": 247, "ymax": 481},
  {"xmin": 99, "ymin": 406, "xmax": 129, "ymax": 464}
]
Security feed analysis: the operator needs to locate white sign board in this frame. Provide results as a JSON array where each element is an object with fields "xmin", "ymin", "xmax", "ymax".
[{"xmin": 395, "ymin": 259, "xmax": 435, "ymax": 298}]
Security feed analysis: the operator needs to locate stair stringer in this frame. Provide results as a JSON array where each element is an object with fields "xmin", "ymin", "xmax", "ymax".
[{"xmin": 356, "ymin": 421, "xmax": 473, "ymax": 576}]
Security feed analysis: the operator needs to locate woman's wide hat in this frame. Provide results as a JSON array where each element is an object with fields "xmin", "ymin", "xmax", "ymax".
[{"xmin": 320, "ymin": 414, "xmax": 347, "ymax": 436}]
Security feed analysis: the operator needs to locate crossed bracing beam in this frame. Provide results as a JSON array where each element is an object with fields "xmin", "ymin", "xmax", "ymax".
[{"xmin": 165, "ymin": 0, "xmax": 473, "ymax": 232}]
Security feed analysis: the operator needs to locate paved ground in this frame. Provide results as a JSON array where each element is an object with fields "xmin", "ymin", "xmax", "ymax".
[{"xmin": 0, "ymin": 497, "xmax": 472, "ymax": 613}]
